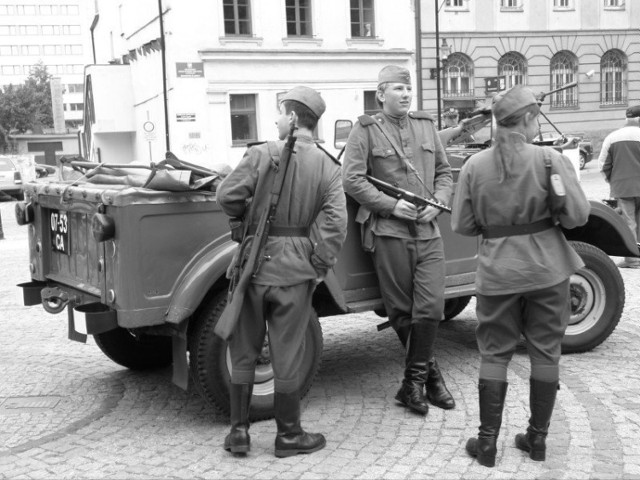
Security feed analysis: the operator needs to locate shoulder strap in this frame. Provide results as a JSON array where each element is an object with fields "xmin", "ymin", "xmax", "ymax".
[
  {"xmin": 408, "ymin": 111, "xmax": 435, "ymax": 121},
  {"xmin": 315, "ymin": 142, "xmax": 341, "ymax": 165},
  {"xmin": 358, "ymin": 114, "xmax": 377, "ymax": 126}
]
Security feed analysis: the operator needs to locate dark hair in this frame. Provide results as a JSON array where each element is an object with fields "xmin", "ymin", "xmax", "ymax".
[
  {"xmin": 282, "ymin": 100, "xmax": 318, "ymax": 131},
  {"xmin": 375, "ymin": 83, "xmax": 388, "ymax": 108},
  {"xmin": 496, "ymin": 103, "xmax": 540, "ymax": 128}
]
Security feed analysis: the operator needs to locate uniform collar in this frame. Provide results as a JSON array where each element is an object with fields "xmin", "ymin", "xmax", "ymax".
[
  {"xmin": 380, "ymin": 111, "xmax": 408, "ymax": 128},
  {"xmin": 293, "ymin": 132, "xmax": 315, "ymax": 144}
]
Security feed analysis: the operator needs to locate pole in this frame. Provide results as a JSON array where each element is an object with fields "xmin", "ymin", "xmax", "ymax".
[
  {"xmin": 158, "ymin": 0, "xmax": 170, "ymax": 153},
  {"xmin": 435, "ymin": 0, "xmax": 442, "ymax": 130}
]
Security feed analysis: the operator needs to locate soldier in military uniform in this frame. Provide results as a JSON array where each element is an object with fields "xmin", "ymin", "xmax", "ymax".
[
  {"xmin": 216, "ymin": 86, "xmax": 347, "ymax": 457},
  {"xmin": 451, "ymin": 85, "xmax": 590, "ymax": 467},
  {"xmin": 342, "ymin": 65, "xmax": 455, "ymax": 416}
]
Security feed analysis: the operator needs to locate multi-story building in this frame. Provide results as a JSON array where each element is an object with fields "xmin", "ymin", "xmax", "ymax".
[
  {"xmin": 0, "ymin": 0, "xmax": 94, "ymax": 132},
  {"xmin": 420, "ymin": 0, "xmax": 640, "ymax": 136},
  {"xmin": 85, "ymin": 0, "xmax": 417, "ymax": 167}
]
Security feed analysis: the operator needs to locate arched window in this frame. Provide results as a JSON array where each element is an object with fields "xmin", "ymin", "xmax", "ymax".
[
  {"xmin": 498, "ymin": 52, "xmax": 527, "ymax": 89},
  {"xmin": 601, "ymin": 49, "xmax": 627, "ymax": 106},
  {"xmin": 443, "ymin": 53, "xmax": 474, "ymax": 97},
  {"xmin": 550, "ymin": 51, "xmax": 578, "ymax": 108}
]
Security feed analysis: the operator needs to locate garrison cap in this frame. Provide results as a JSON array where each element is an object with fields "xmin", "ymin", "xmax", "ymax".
[
  {"xmin": 281, "ymin": 86, "xmax": 326, "ymax": 119},
  {"xmin": 626, "ymin": 105, "xmax": 640, "ymax": 118},
  {"xmin": 378, "ymin": 65, "xmax": 411, "ymax": 86},
  {"xmin": 492, "ymin": 85, "xmax": 539, "ymax": 122}
]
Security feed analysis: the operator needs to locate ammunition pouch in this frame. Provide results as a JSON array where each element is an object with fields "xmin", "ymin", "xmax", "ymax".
[
  {"xmin": 229, "ymin": 217, "xmax": 245, "ymax": 243},
  {"xmin": 543, "ymin": 149, "xmax": 567, "ymax": 225}
]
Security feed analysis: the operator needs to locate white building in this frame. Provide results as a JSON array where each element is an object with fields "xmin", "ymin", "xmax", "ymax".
[
  {"xmin": 0, "ymin": 0, "xmax": 94, "ymax": 131},
  {"xmin": 85, "ymin": 0, "xmax": 417, "ymax": 167}
]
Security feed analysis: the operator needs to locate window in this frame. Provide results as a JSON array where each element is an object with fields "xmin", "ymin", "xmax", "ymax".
[
  {"xmin": 500, "ymin": 0, "xmax": 522, "ymax": 10},
  {"xmin": 223, "ymin": 0, "xmax": 252, "ymax": 35},
  {"xmin": 601, "ymin": 50, "xmax": 627, "ymax": 106},
  {"xmin": 286, "ymin": 0, "xmax": 312, "ymax": 36},
  {"xmin": 498, "ymin": 52, "xmax": 527, "ymax": 89},
  {"xmin": 443, "ymin": 53, "xmax": 474, "ymax": 97},
  {"xmin": 350, "ymin": 0, "xmax": 375, "ymax": 38},
  {"xmin": 605, "ymin": 0, "xmax": 624, "ymax": 8},
  {"xmin": 553, "ymin": 0, "xmax": 573, "ymax": 10},
  {"xmin": 67, "ymin": 83, "xmax": 84, "ymax": 93},
  {"xmin": 549, "ymin": 51, "xmax": 578, "ymax": 108},
  {"xmin": 230, "ymin": 94, "xmax": 258, "ymax": 146},
  {"xmin": 69, "ymin": 103, "xmax": 83, "ymax": 111},
  {"xmin": 364, "ymin": 91, "xmax": 379, "ymax": 116},
  {"xmin": 445, "ymin": 0, "xmax": 467, "ymax": 8}
]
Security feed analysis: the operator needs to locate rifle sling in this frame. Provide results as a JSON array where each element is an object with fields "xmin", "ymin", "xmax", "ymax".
[
  {"xmin": 481, "ymin": 218, "xmax": 555, "ymax": 239},
  {"xmin": 247, "ymin": 224, "xmax": 310, "ymax": 237}
]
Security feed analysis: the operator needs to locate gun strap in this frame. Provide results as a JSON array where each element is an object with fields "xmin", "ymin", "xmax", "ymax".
[{"xmin": 365, "ymin": 114, "xmax": 438, "ymax": 201}]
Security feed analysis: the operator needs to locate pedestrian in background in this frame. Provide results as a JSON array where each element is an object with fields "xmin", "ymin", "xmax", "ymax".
[
  {"xmin": 216, "ymin": 86, "xmax": 347, "ymax": 458},
  {"xmin": 342, "ymin": 65, "xmax": 456, "ymax": 417},
  {"xmin": 600, "ymin": 105, "xmax": 640, "ymax": 268},
  {"xmin": 451, "ymin": 85, "xmax": 590, "ymax": 467}
]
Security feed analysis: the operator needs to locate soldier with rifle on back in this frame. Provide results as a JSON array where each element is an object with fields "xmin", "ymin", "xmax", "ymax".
[
  {"xmin": 216, "ymin": 86, "xmax": 347, "ymax": 458},
  {"xmin": 342, "ymin": 65, "xmax": 456, "ymax": 417}
]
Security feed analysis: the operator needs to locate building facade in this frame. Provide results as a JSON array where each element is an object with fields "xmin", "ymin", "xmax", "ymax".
[
  {"xmin": 420, "ymin": 0, "xmax": 640, "ymax": 136},
  {"xmin": 85, "ymin": 0, "xmax": 417, "ymax": 167},
  {"xmin": 0, "ymin": 0, "xmax": 94, "ymax": 132}
]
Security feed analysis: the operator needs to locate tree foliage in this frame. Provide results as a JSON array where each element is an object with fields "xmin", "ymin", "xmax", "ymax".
[{"xmin": 0, "ymin": 63, "xmax": 54, "ymax": 140}]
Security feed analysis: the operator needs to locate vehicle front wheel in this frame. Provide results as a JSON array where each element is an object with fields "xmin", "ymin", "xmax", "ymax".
[
  {"xmin": 188, "ymin": 290, "xmax": 323, "ymax": 421},
  {"xmin": 94, "ymin": 327, "xmax": 173, "ymax": 369},
  {"xmin": 579, "ymin": 152, "xmax": 587, "ymax": 170},
  {"xmin": 562, "ymin": 241, "xmax": 624, "ymax": 353}
]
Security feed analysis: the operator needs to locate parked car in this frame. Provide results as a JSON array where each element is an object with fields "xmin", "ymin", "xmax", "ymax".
[
  {"xmin": 535, "ymin": 131, "xmax": 593, "ymax": 169},
  {"xmin": 0, "ymin": 156, "xmax": 23, "ymax": 200}
]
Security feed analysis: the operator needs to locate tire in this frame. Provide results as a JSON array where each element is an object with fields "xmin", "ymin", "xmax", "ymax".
[
  {"xmin": 562, "ymin": 241, "xmax": 624, "ymax": 353},
  {"xmin": 188, "ymin": 290, "xmax": 323, "ymax": 421},
  {"xmin": 94, "ymin": 327, "xmax": 173, "ymax": 369},
  {"xmin": 443, "ymin": 295, "xmax": 472, "ymax": 321},
  {"xmin": 579, "ymin": 152, "xmax": 586, "ymax": 170}
]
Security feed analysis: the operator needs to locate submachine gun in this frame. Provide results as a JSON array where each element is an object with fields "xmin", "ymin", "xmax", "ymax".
[{"xmin": 214, "ymin": 114, "xmax": 298, "ymax": 341}]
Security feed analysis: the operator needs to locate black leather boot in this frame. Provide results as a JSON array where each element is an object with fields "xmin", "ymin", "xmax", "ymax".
[
  {"xmin": 274, "ymin": 391, "xmax": 326, "ymax": 458},
  {"xmin": 394, "ymin": 324, "xmax": 411, "ymax": 347},
  {"xmin": 465, "ymin": 380, "xmax": 508, "ymax": 467},
  {"xmin": 515, "ymin": 378, "xmax": 559, "ymax": 461},
  {"xmin": 426, "ymin": 358, "xmax": 456, "ymax": 410},
  {"xmin": 224, "ymin": 383, "xmax": 252, "ymax": 454},
  {"xmin": 395, "ymin": 322, "xmax": 438, "ymax": 415}
]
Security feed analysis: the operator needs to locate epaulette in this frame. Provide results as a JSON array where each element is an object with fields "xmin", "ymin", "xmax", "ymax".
[
  {"xmin": 358, "ymin": 114, "xmax": 377, "ymax": 126},
  {"xmin": 246, "ymin": 140, "xmax": 267, "ymax": 148},
  {"xmin": 315, "ymin": 142, "xmax": 341, "ymax": 165},
  {"xmin": 408, "ymin": 111, "xmax": 435, "ymax": 121}
]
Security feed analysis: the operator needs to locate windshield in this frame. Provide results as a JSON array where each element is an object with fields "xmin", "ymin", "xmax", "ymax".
[{"xmin": 0, "ymin": 158, "xmax": 15, "ymax": 171}]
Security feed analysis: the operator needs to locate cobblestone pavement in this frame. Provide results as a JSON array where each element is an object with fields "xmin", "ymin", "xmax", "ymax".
[{"xmin": 1, "ymin": 163, "xmax": 639, "ymax": 479}]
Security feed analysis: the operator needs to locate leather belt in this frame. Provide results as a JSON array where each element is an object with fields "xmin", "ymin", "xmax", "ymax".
[
  {"xmin": 481, "ymin": 218, "xmax": 555, "ymax": 239},
  {"xmin": 246, "ymin": 224, "xmax": 310, "ymax": 237}
]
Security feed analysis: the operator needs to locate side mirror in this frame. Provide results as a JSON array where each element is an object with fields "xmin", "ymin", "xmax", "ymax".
[{"xmin": 334, "ymin": 119, "xmax": 353, "ymax": 150}]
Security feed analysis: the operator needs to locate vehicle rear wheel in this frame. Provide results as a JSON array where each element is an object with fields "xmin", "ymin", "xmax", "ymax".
[
  {"xmin": 443, "ymin": 295, "xmax": 472, "ymax": 321},
  {"xmin": 188, "ymin": 290, "xmax": 323, "ymax": 421},
  {"xmin": 562, "ymin": 241, "xmax": 624, "ymax": 353},
  {"xmin": 94, "ymin": 327, "xmax": 173, "ymax": 369}
]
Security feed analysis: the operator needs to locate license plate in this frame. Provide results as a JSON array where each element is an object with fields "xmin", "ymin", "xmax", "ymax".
[{"xmin": 50, "ymin": 210, "xmax": 70, "ymax": 254}]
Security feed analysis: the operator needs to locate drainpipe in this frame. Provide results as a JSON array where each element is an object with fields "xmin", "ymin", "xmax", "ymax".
[
  {"xmin": 414, "ymin": 0, "xmax": 423, "ymax": 109},
  {"xmin": 90, "ymin": 14, "xmax": 99, "ymax": 64},
  {"xmin": 158, "ymin": 0, "xmax": 170, "ymax": 153}
]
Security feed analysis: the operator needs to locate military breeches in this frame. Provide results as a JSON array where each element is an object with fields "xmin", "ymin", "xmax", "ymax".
[
  {"xmin": 475, "ymin": 279, "xmax": 570, "ymax": 383},
  {"xmin": 229, "ymin": 281, "xmax": 315, "ymax": 393},
  {"xmin": 372, "ymin": 236, "xmax": 445, "ymax": 328}
]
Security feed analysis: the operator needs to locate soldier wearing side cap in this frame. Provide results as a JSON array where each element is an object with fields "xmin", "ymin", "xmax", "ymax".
[
  {"xmin": 451, "ymin": 85, "xmax": 590, "ymax": 468},
  {"xmin": 342, "ymin": 65, "xmax": 456, "ymax": 417},
  {"xmin": 599, "ymin": 104, "xmax": 640, "ymax": 268},
  {"xmin": 216, "ymin": 86, "xmax": 347, "ymax": 458}
]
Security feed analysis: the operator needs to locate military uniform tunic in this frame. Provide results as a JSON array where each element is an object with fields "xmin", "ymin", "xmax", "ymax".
[
  {"xmin": 343, "ymin": 111, "xmax": 453, "ymax": 326},
  {"xmin": 451, "ymin": 139, "xmax": 590, "ymax": 381},
  {"xmin": 217, "ymin": 133, "xmax": 347, "ymax": 391}
]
